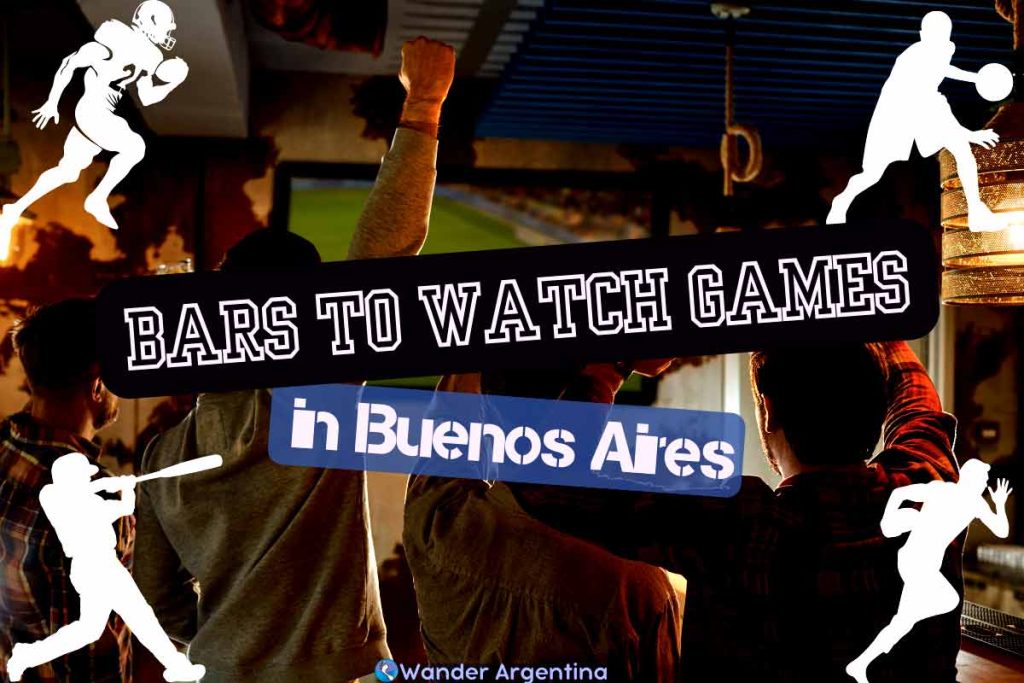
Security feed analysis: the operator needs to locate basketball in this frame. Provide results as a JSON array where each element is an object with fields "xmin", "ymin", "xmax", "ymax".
[
  {"xmin": 155, "ymin": 57, "xmax": 189, "ymax": 84},
  {"xmin": 976, "ymin": 63, "xmax": 1013, "ymax": 102}
]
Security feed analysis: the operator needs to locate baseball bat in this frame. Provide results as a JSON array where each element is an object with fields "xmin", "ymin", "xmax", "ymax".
[{"xmin": 135, "ymin": 454, "xmax": 224, "ymax": 483}]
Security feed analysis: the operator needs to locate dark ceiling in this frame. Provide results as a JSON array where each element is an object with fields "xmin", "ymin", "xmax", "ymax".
[{"xmin": 475, "ymin": 0, "xmax": 1015, "ymax": 148}]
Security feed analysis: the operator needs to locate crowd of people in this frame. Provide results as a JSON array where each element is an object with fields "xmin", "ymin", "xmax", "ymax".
[
  {"xmin": 1, "ymin": 34, "xmax": 965, "ymax": 683},
  {"xmin": 466, "ymin": 185, "xmax": 652, "ymax": 242}
]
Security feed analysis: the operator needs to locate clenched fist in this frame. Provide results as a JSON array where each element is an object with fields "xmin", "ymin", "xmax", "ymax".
[{"xmin": 399, "ymin": 36, "xmax": 456, "ymax": 128}]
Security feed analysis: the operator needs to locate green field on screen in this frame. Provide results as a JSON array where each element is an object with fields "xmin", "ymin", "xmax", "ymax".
[
  {"xmin": 289, "ymin": 184, "xmax": 642, "ymax": 393},
  {"xmin": 290, "ymin": 187, "xmax": 525, "ymax": 258}
]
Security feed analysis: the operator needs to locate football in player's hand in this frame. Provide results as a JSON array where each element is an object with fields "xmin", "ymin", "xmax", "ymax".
[{"xmin": 155, "ymin": 57, "xmax": 189, "ymax": 84}]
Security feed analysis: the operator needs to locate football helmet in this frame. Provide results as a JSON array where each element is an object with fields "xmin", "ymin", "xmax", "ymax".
[{"xmin": 132, "ymin": 0, "xmax": 177, "ymax": 50}]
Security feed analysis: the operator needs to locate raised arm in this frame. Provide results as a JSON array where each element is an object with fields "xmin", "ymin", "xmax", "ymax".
[
  {"xmin": 32, "ymin": 42, "xmax": 111, "ymax": 128},
  {"xmin": 978, "ymin": 478, "xmax": 1013, "ymax": 538},
  {"xmin": 347, "ymin": 37, "xmax": 455, "ymax": 261},
  {"xmin": 873, "ymin": 341, "xmax": 958, "ymax": 483},
  {"xmin": 946, "ymin": 65, "xmax": 978, "ymax": 83}
]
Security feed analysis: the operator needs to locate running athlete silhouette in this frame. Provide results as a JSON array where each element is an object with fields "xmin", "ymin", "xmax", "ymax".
[
  {"xmin": 827, "ymin": 11, "xmax": 1003, "ymax": 231},
  {"xmin": 846, "ymin": 459, "xmax": 1012, "ymax": 683},
  {"xmin": 0, "ymin": 1, "xmax": 188, "ymax": 258}
]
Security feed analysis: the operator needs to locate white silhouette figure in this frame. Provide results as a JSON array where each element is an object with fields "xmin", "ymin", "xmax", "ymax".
[
  {"xmin": 827, "ymin": 11, "xmax": 1010, "ymax": 232},
  {"xmin": 846, "ymin": 459, "xmax": 1012, "ymax": 683},
  {"xmin": 5, "ymin": 453, "xmax": 206, "ymax": 682},
  {"xmin": 0, "ymin": 0, "xmax": 188, "ymax": 257}
]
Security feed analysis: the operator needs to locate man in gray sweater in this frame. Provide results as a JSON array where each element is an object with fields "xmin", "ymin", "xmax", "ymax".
[{"xmin": 132, "ymin": 37, "xmax": 454, "ymax": 683}]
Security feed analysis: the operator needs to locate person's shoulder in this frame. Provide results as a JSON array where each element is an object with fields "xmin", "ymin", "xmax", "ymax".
[
  {"xmin": 892, "ymin": 42, "xmax": 918, "ymax": 61},
  {"xmin": 742, "ymin": 474, "xmax": 777, "ymax": 497},
  {"xmin": 916, "ymin": 39, "xmax": 954, "ymax": 59},
  {"xmin": 94, "ymin": 19, "xmax": 133, "ymax": 47},
  {"xmin": 141, "ymin": 408, "xmax": 197, "ymax": 473},
  {"xmin": 201, "ymin": 388, "xmax": 269, "ymax": 406},
  {"xmin": 139, "ymin": 42, "xmax": 165, "ymax": 70},
  {"xmin": 193, "ymin": 389, "xmax": 268, "ymax": 429},
  {"xmin": 893, "ymin": 41, "xmax": 938, "ymax": 68},
  {"xmin": 146, "ymin": 391, "xmax": 266, "ymax": 465},
  {"xmin": 726, "ymin": 475, "xmax": 781, "ymax": 515},
  {"xmin": 0, "ymin": 427, "xmax": 57, "ymax": 491},
  {"xmin": 94, "ymin": 20, "xmax": 161, "ymax": 63},
  {"xmin": 869, "ymin": 450, "xmax": 957, "ymax": 489}
]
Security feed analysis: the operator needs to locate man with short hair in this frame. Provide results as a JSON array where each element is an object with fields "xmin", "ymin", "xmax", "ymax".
[
  {"xmin": 511, "ymin": 342, "xmax": 962, "ymax": 681},
  {"xmin": 0, "ymin": 298, "xmax": 131, "ymax": 682},
  {"xmin": 133, "ymin": 37, "xmax": 455, "ymax": 683}
]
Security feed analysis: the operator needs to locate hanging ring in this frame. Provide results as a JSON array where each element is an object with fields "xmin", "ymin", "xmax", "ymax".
[{"xmin": 720, "ymin": 123, "xmax": 763, "ymax": 184}]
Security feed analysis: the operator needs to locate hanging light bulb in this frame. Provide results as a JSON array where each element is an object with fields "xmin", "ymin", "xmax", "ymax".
[{"xmin": 939, "ymin": 1, "xmax": 1024, "ymax": 303}]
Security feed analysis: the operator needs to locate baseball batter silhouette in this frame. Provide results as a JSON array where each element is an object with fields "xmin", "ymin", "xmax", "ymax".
[
  {"xmin": 846, "ymin": 459, "xmax": 1012, "ymax": 683},
  {"xmin": 0, "ymin": 0, "xmax": 188, "ymax": 258},
  {"xmin": 827, "ymin": 11, "xmax": 1003, "ymax": 231},
  {"xmin": 5, "ymin": 453, "xmax": 205, "ymax": 682}
]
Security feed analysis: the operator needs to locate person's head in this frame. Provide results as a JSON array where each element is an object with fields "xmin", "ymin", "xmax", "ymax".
[
  {"xmin": 959, "ymin": 459, "xmax": 991, "ymax": 495},
  {"xmin": 749, "ymin": 344, "xmax": 887, "ymax": 477},
  {"xmin": 51, "ymin": 452, "xmax": 99, "ymax": 486},
  {"xmin": 218, "ymin": 228, "xmax": 321, "ymax": 272},
  {"xmin": 13, "ymin": 298, "xmax": 119, "ymax": 434},
  {"xmin": 132, "ymin": 0, "xmax": 177, "ymax": 50},
  {"xmin": 920, "ymin": 10, "xmax": 952, "ymax": 43}
]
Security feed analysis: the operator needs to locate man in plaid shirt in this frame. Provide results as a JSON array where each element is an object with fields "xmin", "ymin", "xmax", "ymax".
[
  {"xmin": 510, "ymin": 341, "xmax": 962, "ymax": 682},
  {"xmin": 1, "ymin": 299, "xmax": 131, "ymax": 683}
]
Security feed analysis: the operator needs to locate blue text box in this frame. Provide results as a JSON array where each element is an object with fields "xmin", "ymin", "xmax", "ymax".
[{"xmin": 268, "ymin": 384, "xmax": 744, "ymax": 497}]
